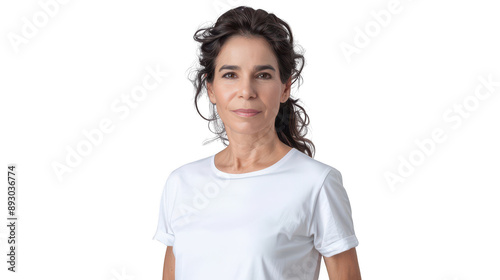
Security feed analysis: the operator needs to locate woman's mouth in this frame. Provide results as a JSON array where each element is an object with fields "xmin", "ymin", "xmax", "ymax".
[{"xmin": 231, "ymin": 109, "xmax": 261, "ymax": 117}]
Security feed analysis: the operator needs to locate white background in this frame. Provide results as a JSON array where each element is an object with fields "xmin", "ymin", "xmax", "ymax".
[{"xmin": 1, "ymin": 0, "xmax": 499, "ymax": 279}]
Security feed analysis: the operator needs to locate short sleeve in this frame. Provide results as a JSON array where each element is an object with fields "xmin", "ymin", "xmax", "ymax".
[
  {"xmin": 152, "ymin": 175, "xmax": 176, "ymax": 246},
  {"xmin": 308, "ymin": 168, "xmax": 359, "ymax": 257}
]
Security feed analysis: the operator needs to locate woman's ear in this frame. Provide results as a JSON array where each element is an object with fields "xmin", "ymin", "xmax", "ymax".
[
  {"xmin": 207, "ymin": 81, "xmax": 216, "ymax": 104},
  {"xmin": 281, "ymin": 77, "xmax": 292, "ymax": 103}
]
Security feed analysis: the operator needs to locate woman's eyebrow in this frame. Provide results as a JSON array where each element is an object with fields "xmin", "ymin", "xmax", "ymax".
[{"xmin": 218, "ymin": 64, "xmax": 276, "ymax": 72}]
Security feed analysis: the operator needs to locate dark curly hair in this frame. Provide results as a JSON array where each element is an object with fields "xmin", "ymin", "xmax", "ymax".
[{"xmin": 189, "ymin": 6, "xmax": 315, "ymax": 158}]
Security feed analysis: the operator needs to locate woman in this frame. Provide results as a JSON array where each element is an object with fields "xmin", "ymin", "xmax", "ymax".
[{"xmin": 153, "ymin": 6, "xmax": 361, "ymax": 280}]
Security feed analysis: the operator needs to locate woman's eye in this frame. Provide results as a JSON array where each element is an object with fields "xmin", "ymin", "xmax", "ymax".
[
  {"xmin": 222, "ymin": 72, "xmax": 271, "ymax": 79},
  {"xmin": 258, "ymin": 73, "xmax": 272, "ymax": 79},
  {"xmin": 222, "ymin": 73, "xmax": 236, "ymax": 79}
]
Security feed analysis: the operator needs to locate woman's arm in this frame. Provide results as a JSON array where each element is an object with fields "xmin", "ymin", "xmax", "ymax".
[
  {"xmin": 324, "ymin": 247, "xmax": 361, "ymax": 280},
  {"xmin": 162, "ymin": 246, "xmax": 175, "ymax": 280}
]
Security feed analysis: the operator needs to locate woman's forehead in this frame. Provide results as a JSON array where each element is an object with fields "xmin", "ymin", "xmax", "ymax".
[{"xmin": 216, "ymin": 35, "xmax": 278, "ymax": 69}]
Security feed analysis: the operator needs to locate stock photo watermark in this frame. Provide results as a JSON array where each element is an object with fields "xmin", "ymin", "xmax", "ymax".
[
  {"xmin": 174, "ymin": 174, "xmax": 232, "ymax": 227},
  {"xmin": 284, "ymin": 252, "xmax": 319, "ymax": 280},
  {"xmin": 51, "ymin": 64, "xmax": 169, "ymax": 183},
  {"xmin": 7, "ymin": 0, "xmax": 70, "ymax": 54},
  {"xmin": 6, "ymin": 165, "xmax": 18, "ymax": 272},
  {"xmin": 340, "ymin": 0, "xmax": 418, "ymax": 64},
  {"xmin": 109, "ymin": 266, "xmax": 134, "ymax": 280},
  {"xmin": 385, "ymin": 73, "xmax": 500, "ymax": 191}
]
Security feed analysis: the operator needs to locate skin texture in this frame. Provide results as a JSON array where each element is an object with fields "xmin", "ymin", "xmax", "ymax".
[
  {"xmin": 207, "ymin": 34, "xmax": 293, "ymax": 171},
  {"xmin": 163, "ymin": 246, "xmax": 175, "ymax": 280},
  {"xmin": 324, "ymin": 248, "xmax": 362, "ymax": 280},
  {"xmin": 162, "ymin": 35, "xmax": 362, "ymax": 279}
]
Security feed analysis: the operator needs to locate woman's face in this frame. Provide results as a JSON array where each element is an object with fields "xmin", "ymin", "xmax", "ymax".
[{"xmin": 207, "ymin": 35, "xmax": 291, "ymax": 138}]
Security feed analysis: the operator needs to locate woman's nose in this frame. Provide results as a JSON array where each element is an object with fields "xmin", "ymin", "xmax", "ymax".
[{"xmin": 238, "ymin": 77, "xmax": 257, "ymax": 99}]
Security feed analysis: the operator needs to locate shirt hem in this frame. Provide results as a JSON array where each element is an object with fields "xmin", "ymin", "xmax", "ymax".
[
  {"xmin": 317, "ymin": 235, "xmax": 359, "ymax": 257},
  {"xmin": 153, "ymin": 230, "xmax": 175, "ymax": 247}
]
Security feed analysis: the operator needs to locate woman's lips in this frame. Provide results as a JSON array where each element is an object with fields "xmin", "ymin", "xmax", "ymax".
[{"xmin": 232, "ymin": 109, "xmax": 261, "ymax": 117}]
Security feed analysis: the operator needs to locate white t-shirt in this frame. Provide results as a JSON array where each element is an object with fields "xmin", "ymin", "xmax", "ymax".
[{"xmin": 153, "ymin": 147, "xmax": 359, "ymax": 279}]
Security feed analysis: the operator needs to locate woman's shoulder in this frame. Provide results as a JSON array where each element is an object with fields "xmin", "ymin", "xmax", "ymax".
[{"xmin": 293, "ymin": 149, "xmax": 341, "ymax": 177}]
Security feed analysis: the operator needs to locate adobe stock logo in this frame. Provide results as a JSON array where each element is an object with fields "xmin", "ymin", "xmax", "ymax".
[
  {"xmin": 51, "ymin": 64, "xmax": 169, "ymax": 183},
  {"xmin": 7, "ymin": 0, "xmax": 70, "ymax": 54},
  {"xmin": 340, "ymin": 0, "xmax": 414, "ymax": 63},
  {"xmin": 385, "ymin": 73, "xmax": 500, "ymax": 191}
]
